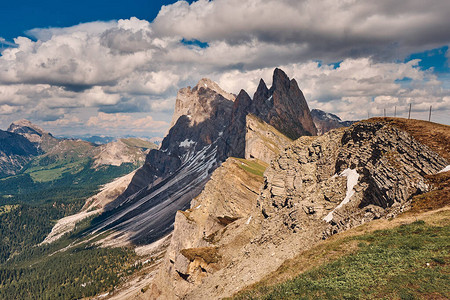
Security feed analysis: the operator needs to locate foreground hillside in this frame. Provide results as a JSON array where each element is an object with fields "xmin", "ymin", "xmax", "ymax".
[
  {"xmin": 146, "ymin": 117, "xmax": 449, "ymax": 299},
  {"xmin": 232, "ymin": 207, "xmax": 449, "ymax": 299}
]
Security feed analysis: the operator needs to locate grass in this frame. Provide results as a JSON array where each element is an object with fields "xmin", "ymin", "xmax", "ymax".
[
  {"xmin": 25, "ymin": 159, "xmax": 88, "ymax": 182},
  {"xmin": 232, "ymin": 218, "xmax": 450, "ymax": 300},
  {"xmin": 120, "ymin": 138, "xmax": 157, "ymax": 149},
  {"xmin": 234, "ymin": 158, "xmax": 268, "ymax": 177}
]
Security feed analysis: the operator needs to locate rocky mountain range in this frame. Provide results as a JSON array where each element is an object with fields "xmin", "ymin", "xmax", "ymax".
[
  {"xmin": 0, "ymin": 120, "xmax": 156, "ymax": 178},
  {"xmin": 87, "ymin": 68, "xmax": 318, "ymax": 246},
  {"xmin": 20, "ymin": 67, "xmax": 448, "ymax": 299}
]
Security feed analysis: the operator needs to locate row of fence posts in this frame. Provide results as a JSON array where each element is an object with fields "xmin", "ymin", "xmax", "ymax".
[{"xmin": 369, "ymin": 104, "xmax": 434, "ymax": 122}]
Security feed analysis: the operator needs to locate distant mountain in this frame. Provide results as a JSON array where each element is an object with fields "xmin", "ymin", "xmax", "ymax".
[
  {"xmin": 7, "ymin": 119, "xmax": 59, "ymax": 152},
  {"xmin": 0, "ymin": 129, "xmax": 39, "ymax": 177},
  {"xmin": 89, "ymin": 68, "xmax": 317, "ymax": 246},
  {"xmin": 311, "ymin": 109, "xmax": 357, "ymax": 135},
  {"xmin": 82, "ymin": 135, "xmax": 117, "ymax": 145},
  {"xmin": 0, "ymin": 119, "xmax": 157, "ymax": 183}
]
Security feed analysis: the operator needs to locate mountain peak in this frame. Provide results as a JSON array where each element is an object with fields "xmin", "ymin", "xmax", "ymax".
[
  {"xmin": 170, "ymin": 78, "xmax": 235, "ymax": 128},
  {"xmin": 8, "ymin": 119, "xmax": 46, "ymax": 135},
  {"xmin": 272, "ymin": 68, "xmax": 290, "ymax": 90},
  {"xmin": 195, "ymin": 78, "xmax": 235, "ymax": 102},
  {"xmin": 7, "ymin": 119, "xmax": 57, "ymax": 149}
]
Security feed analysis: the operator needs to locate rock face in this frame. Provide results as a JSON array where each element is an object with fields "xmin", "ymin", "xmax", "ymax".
[
  {"xmin": 0, "ymin": 129, "xmax": 40, "ymax": 177},
  {"xmin": 170, "ymin": 78, "xmax": 235, "ymax": 128},
  {"xmin": 254, "ymin": 68, "xmax": 317, "ymax": 139},
  {"xmin": 311, "ymin": 109, "xmax": 356, "ymax": 135},
  {"xmin": 149, "ymin": 158, "xmax": 266, "ymax": 299},
  {"xmin": 92, "ymin": 139, "xmax": 154, "ymax": 168},
  {"xmin": 224, "ymin": 69, "xmax": 317, "ymax": 157},
  {"xmin": 91, "ymin": 68, "xmax": 317, "ymax": 246},
  {"xmin": 245, "ymin": 114, "xmax": 292, "ymax": 164},
  {"xmin": 90, "ymin": 79, "xmax": 236, "ymax": 246},
  {"xmin": 148, "ymin": 119, "xmax": 448, "ymax": 300}
]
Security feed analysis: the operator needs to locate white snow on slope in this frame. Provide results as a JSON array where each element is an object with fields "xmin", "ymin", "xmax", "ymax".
[
  {"xmin": 179, "ymin": 139, "xmax": 195, "ymax": 148},
  {"xmin": 437, "ymin": 165, "xmax": 450, "ymax": 174},
  {"xmin": 324, "ymin": 168, "xmax": 359, "ymax": 222}
]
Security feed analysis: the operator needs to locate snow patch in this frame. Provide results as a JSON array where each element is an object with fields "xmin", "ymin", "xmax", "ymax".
[
  {"xmin": 324, "ymin": 168, "xmax": 359, "ymax": 222},
  {"xmin": 246, "ymin": 216, "xmax": 252, "ymax": 225},
  {"xmin": 195, "ymin": 204, "xmax": 202, "ymax": 209},
  {"xmin": 267, "ymin": 95, "xmax": 273, "ymax": 101},
  {"xmin": 437, "ymin": 165, "xmax": 450, "ymax": 174},
  {"xmin": 179, "ymin": 139, "xmax": 195, "ymax": 148}
]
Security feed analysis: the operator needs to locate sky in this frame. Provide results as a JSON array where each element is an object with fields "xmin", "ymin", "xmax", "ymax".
[{"xmin": 0, "ymin": 0, "xmax": 449, "ymax": 138}]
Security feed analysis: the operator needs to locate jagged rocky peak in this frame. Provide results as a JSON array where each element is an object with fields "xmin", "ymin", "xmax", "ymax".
[
  {"xmin": 7, "ymin": 119, "xmax": 49, "ymax": 143},
  {"xmin": 170, "ymin": 78, "xmax": 235, "ymax": 128},
  {"xmin": 252, "ymin": 68, "xmax": 317, "ymax": 139}
]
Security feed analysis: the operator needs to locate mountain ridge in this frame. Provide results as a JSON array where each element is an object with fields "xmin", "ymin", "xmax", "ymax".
[{"xmin": 87, "ymin": 68, "xmax": 318, "ymax": 246}]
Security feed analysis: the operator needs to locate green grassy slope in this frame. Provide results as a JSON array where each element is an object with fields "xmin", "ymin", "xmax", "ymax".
[{"xmin": 231, "ymin": 210, "xmax": 450, "ymax": 300}]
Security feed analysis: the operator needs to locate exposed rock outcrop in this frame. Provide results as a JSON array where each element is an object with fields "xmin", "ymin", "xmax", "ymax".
[
  {"xmin": 311, "ymin": 109, "xmax": 356, "ymax": 135},
  {"xmin": 245, "ymin": 114, "xmax": 292, "ymax": 164},
  {"xmin": 91, "ymin": 68, "xmax": 317, "ymax": 246},
  {"xmin": 149, "ymin": 158, "xmax": 266, "ymax": 299},
  {"xmin": 149, "ymin": 119, "xmax": 448, "ymax": 300}
]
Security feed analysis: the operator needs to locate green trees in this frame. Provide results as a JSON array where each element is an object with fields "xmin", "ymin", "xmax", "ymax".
[{"xmin": 0, "ymin": 246, "xmax": 140, "ymax": 299}]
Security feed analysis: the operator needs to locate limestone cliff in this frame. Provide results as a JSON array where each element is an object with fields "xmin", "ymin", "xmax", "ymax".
[
  {"xmin": 147, "ymin": 119, "xmax": 448, "ymax": 300},
  {"xmin": 149, "ymin": 158, "xmax": 267, "ymax": 299},
  {"xmin": 245, "ymin": 114, "xmax": 292, "ymax": 164},
  {"xmin": 92, "ymin": 68, "xmax": 317, "ymax": 246}
]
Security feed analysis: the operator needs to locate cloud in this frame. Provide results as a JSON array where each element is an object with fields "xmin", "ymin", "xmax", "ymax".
[
  {"xmin": 217, "ymin": 57, "xmax": 449, "ymax": 123},
  {"xmin": 43, "ymin": 115, "xmax": 82, "ymax": 126},
  {"xmin": 87, "ymin": 112, "xmax": 169, "ymax": 133},
  {"xmin": 0, "ymin": 1, "xmax": 449, "ymax": 135},
  {"xmin": 153, "ymin": 0, "xmax": 450, "ymax": 61}
]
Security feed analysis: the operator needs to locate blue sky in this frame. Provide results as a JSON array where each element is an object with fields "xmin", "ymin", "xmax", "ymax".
[
  {"xmin": 0, "ymin": 0, "xmax": 449, "ymax": 137},
  {"xmin": 0, "ymin": 0, "xmax": 189, "ymax": 41}
]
